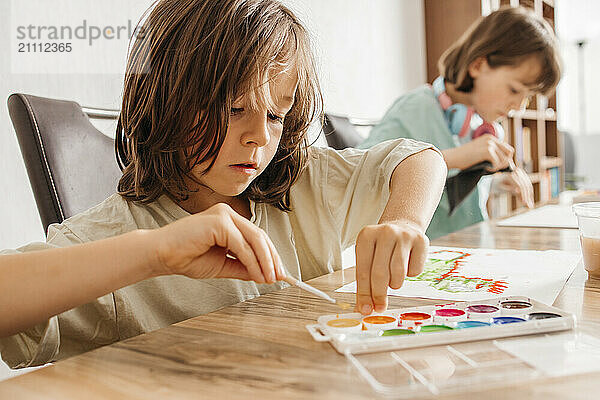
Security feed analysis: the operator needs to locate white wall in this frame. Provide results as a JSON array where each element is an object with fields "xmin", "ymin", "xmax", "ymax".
[
  {"xmin": 287, "ymin": 0, "xmax": 426, "ymax": 120},
  {"xmin": 0, "ymin": 0, "xmax": 153, "ymax": 250},
  {"xmin": 555, "ymin": 0, "xmax": 600, "ymax": 187},
  {"xmin": 556, "ymin": 0, "xmax": 600, "ymax": 136},
  {"xmin": 0, "ymin": 0, "xmax": 426, "ymax": 380}
]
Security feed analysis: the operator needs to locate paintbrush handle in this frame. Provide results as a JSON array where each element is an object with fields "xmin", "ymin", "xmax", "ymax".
[{"xmin": 282, "ymin": 276, "xmax": 336, "ymax": 304}]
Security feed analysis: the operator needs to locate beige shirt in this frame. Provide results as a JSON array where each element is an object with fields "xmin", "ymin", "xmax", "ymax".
[{"xmin": 0, "ymin": 139, "xmax": 435, "ymax": 368}]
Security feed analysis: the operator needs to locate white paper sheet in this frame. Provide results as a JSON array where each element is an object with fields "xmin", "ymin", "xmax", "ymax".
[
  {"xmin": 496, "ymin": 205, "xmax": 578, "ymax": 229},
  {"xmin": 335, "ymin": 246, "xmax": 580, "ymax": 304}
]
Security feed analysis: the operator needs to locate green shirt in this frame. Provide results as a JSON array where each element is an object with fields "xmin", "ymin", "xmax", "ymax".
[{"xmin": 359, "ymin": 85, "xmax": 484, "ymax": 239}]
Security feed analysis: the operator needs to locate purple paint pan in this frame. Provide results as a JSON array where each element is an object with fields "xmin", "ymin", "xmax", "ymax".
[{"xmin": 466, "ymin": 304, "xmax": 500, "ymax": 320}]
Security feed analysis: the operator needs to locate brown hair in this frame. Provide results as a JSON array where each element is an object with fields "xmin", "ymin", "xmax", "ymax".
[
  {"xmin": 439, "ymin": 6, "xmax": 561, "ymax": 95},
  {"xmin": 116, "ymin": 0, "xmax": 322, "ymax": 211}
]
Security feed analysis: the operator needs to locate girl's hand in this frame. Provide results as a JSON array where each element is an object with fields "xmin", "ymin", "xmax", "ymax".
[
  {"xmin": 494, "ymin": 167, "xmax": 535, "ymax": 209},
  {"xmin": 443, "ymin": 134, "xmax": 514, "ymax": 171},
  {"xmin": 354, "ymin": 220, "xmax": 429, "ymax": 314},
  {"xmin": 148, "ymin": 203, "xmax": 285, "ymax": 283}
]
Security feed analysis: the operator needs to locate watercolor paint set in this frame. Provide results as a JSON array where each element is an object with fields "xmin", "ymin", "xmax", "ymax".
[
  {"xmin": 306, "ymin": 296, "xmax": 575, "ymax": 354},
  {"xmin": 305, "ymin": 297, "xmax": 600, "ymax": 398}
]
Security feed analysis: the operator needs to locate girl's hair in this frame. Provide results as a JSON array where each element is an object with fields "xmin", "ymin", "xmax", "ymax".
[
  {"xmin": 439, "ymin": 6, "xmax": 561, "ymax": 95},
  {"xmin": 116, "ymin": 0, "xmax": 322, "ymax": 211}
]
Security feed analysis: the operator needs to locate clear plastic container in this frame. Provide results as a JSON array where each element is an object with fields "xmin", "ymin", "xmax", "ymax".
[{"xmin": 573, "ymin": 202, "xmax": 600, "ymax": 278}]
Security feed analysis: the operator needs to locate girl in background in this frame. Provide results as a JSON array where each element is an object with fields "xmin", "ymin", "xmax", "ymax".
[
  {"xmin": 360, "ymin": 7, "xmax": 561, "ymax": 239},
  {"xmin": 0, "ymin": 0, "xmax": 446, "ymax": 368}
]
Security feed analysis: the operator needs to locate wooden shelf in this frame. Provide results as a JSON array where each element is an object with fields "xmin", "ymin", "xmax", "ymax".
[
  {"xmin": 509, "ymin": 109, "xmax": 556, "ymax": 121},
  {"xmin": 541, "ymin": 156, "xmax": 563, "ymax": 169},
  {"xmin": 496, "ymin": 0, "xmax": 562, "ymax": 215}
]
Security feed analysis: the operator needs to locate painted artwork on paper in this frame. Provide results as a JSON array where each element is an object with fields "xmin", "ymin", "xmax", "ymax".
[
  {"xmin": 335, "ymin": 246, "xmax": 580, "ymax": 304},
  {"xmin": 406, "ymin": 250, "xmax": 509, "ymax": 295}
]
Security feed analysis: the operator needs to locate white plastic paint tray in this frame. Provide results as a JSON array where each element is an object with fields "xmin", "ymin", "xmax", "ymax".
[
  {"xmin": 306, "ymin": 297, "xmax": 600, "ymax": 398},
  {"xmin": 306, "ymin": 296, "xmax": 575, "ymax": 354}
]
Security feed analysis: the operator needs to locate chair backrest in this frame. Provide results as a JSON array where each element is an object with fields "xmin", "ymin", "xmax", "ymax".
[
  {"xmin": 7, "ymin": 93, "xmax": 122, "ymax": 232},
  {"xmin": 323, "ymin": 113, "xmax": 367, "ymax": 150}
]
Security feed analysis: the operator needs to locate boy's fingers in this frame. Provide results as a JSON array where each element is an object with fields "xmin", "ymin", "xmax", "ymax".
[
  {"xmin": 181, "ymin": 247, "xmax": 252, "ymax": 280},
  {"xmin": 389, "ymin": 243, "xmax": 408, "ymax": 289},
  {"xmin": 523, "ymin": 179, "xmax": 534, "ymax": 207},
  {"xmin": 486, "ymin": 138, "xmax": 513, "ymax": 170},
  {"xmin": 495, "ymin": 150, "xmax": 511, "ymax": 170},
  {"xmin": 513, "ymin": 170, "xmax": 534, "ymax": 208},
  {"xmin": 488, "ymin": 149, "xmax": 502, "ymax": 171},
  {"xmin": 511, "ymin": 175, "xmax": 523, "ymax": 194},
  {"xmin": 355, "ymin": 236, "xmax": 375, "ymax": 315},
  {"xmin": 370, "ymin": 238, "xmax": 394, "ymax": 313},
  {"xmin": 256, "ymin": 231, "xmax": 277, "ymax": 283},
  {"xmin": 218, "ymin": 257, "xmax": 253, "ymax": 280},
  {"xmin": 497, "ymin": 140, "xmax": 515, "ymax": 157},
  {"xmin": 496, "ymin": 147, "xmax": 511, "ymax": 168},
  {"xmin": 527, "ymin": 183, "xmax": 534, "ymax": 207},
  {"xmin": 521, "ymin": 170, "xmax": 535, "ymax": 208},
  {"xmin": 407, "ymin": 235, "xmax": 428, "ymax": 277},
  {"xmin": 222, "ymin": 219, "xmax": 266, "ymax": 283},
  {"xmin": 266, "ymin": 235, "xmax": 286, "ymax": 280},
  {"xmin": 229, "ymin": 213, "xmax": 277, "ymax": 284}
]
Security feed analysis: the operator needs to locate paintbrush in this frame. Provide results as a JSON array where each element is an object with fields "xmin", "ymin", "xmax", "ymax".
[
  {"xmin": 282, "ymin": 275, "xmax": 336, "ymax": 303},
  {"xmin": 282, "ymin": 275, "xmax": 351, "ymax": 309}
]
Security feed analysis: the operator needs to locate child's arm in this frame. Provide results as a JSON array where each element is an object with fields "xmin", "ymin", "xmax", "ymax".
[
  {"xmin": 0, "ymin": 203, "xmax": 284, "ymax": 338},
  {"xmin": 354, "ymin": 149, "xmax": 447, "ymax": 314},
  {"xmin": 442, "ymin": 134, "xmax": 514, "ymax": 171}
]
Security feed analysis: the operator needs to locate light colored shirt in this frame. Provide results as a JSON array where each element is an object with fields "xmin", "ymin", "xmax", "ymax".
[
  {"xmin": 0, "ymin": 138, "xmax": 435, "ymax": 368},
  {"xmin": 359, "ymin": 85, "xmax": 485, "ymax": 239}
]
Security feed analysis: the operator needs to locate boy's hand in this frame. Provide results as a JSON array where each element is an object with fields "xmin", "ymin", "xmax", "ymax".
[
  {"xmin": 467, "ymin": 134, "xmax": 514, "ymax": 172},
  {"xmin": 443, "ymin": 134, "xmax": 514, "ymax": 172},
  {"xmin": 494, "ymin": 167, "xmax": 535, "ymax": 208},
  {"xmin": 354, "ymin": 220, "xmax": 429, "ymax": 315},
  {"xmin": 148, "ymin": 203, "xmax": 286, "ymax": 284}
]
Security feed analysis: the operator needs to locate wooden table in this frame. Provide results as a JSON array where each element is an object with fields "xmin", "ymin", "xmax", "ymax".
[{"xmin": 1, "ymin": 222, "xmax": 599, "ymax": 399}]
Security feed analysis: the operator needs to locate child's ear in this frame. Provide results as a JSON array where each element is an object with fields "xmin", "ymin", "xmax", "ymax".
[{"xmin": 468, "ymin": 57, "xmax": 488, "ymax": 79}]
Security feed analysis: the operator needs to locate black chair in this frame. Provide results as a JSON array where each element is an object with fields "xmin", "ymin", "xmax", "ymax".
[
  {"xmin": 323, "ymin": 113, "xmax": 374, "ymax": 150},
  {"xmin": 7, "ymin": 93, "xmax": 122, "ymax": 232}
]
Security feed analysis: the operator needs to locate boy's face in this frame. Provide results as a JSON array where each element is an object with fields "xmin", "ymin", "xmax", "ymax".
[
  {"xmin": 191, "ymin": 70, "xmax": 297, "ymax": 197},
  {"xmin": 468, "ymin": 56, "xmax": 542, "ymax": 122}
]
